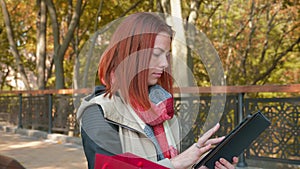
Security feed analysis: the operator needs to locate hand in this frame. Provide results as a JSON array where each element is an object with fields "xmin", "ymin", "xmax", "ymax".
[
  {"xmin": 196, "ymin": 124, "xmax": 239, "ymax": 169},
  {"xmin": 170, "ymin": 123, "xmax": 224, "ymax": 169},
  {"xmin": 195, "ymin": 123, "xmax": 225, "ymax": 151}
]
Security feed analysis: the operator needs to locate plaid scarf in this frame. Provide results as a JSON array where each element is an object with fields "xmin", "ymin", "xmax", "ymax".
[{"xmin": 133, "ymin": 85, "xmax": 178, "ymax": 159}]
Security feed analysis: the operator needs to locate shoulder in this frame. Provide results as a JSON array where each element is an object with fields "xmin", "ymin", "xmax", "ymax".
[
  {"xmin": 76, "ymin": 85, "xmax": 107, "ymax": 121},
  {"xmin": 84, "ymin": 85, "xmax": 106, "ymax": 101},
  {"xmin": 81, "ymin": 103, "xmax": 119, "ymax": 132}
]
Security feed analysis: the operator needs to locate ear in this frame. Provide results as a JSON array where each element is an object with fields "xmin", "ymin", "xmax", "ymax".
[{"xmin": 110, "ymin": 71, "xmax": 115, "ymax": 85}]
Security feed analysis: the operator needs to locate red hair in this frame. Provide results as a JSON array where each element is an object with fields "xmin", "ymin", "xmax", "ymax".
[{"xmin": 98, "ymin": 12, "xmax": 173, "ymax": 110}]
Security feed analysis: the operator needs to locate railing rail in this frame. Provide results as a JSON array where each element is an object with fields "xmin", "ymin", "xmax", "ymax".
[{"xmin": 1, "ymin": 84, "xmax": 300, "ymax": 95}]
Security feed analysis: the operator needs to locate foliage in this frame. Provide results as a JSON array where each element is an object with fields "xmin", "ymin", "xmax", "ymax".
[
  {"xmin": 0, "ymin": 0, "xmax": 299, "ymax": 91},
  {"xmin": 192, "ymin": 0, "xmax": 300, "ymax": 87}
]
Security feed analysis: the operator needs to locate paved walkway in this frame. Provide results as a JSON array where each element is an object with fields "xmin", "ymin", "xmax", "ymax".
[
  {"xmin": 0, "ymin": 130, "xmax": 87, "ymax": 169},
  {"xmin": 0, "ymin": 128, "xmax": 266, "ymax": 169},
  {"xmin": 1, "ymin": 126, "xmax": 298, "ymax": 169}
]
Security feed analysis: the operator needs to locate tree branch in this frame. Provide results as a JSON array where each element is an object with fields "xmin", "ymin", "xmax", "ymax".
[
  {"xmin": 45, "ymin": 0, "xmax": 60, "ymax": 51},
  {"xmin": 242, "ymin": 0, "xmax": 256, "ymax": 77},
  {"xmin": 252, "ymin": 36, "xmax": 300, "ymax": 85},
  {"xmin": 203, "ymin": 2, "xmax": 221, "ymax": 29},
  {"xmin": 120, "ymin": 0, "xmax": 143, "ymax": 18},
  {"xmin": 59, "ymin": 0, "xmax": 82, "ymax": 57},
  {"xmin": 260, "ymin": 4, "xmax": 279, "ymax": 62},
  {"xmin": 93, "ymin": 0, "xmax": 104, "ymax": 31}
]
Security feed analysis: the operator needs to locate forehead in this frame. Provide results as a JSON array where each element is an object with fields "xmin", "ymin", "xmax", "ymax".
[{"xmin": 153, "ymin": 32, "xmax": 171, "ymax": 50}]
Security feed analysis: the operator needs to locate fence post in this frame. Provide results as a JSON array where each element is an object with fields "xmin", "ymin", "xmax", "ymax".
[
  {"xmin": 48, "ymin": 94, "xmax": 53, "ymax": 134},
  {"xmin": 18, "ymin": 94, "xmax": 23, "ymax": 129},
  {"xmin": 237, "ymin": 93, "xmax": 247, "ymax": 167}
]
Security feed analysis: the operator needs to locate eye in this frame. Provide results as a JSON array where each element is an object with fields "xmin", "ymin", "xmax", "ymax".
[
  {"xmin": 152, "ymin": 50, "xmax": 162, "ymax": 57},
  {"xmin": 153, "ymin": 53, "xmax": 160, "ymax": 57}
]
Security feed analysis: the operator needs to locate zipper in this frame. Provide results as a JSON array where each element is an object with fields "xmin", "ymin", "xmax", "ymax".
[{"xmin": 104, "ymin": 118, "xmax": 149, "ymax": 138}]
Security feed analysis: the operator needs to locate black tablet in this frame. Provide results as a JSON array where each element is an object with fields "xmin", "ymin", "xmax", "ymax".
[{"xmin": 193, "ymin": 111, "xmax": 271, "ymax": 169}]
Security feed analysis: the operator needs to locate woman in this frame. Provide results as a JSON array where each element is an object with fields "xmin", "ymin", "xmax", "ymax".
[{"xmin": 77, "ymin": 12, "xmax": 238, "ymax": 169}]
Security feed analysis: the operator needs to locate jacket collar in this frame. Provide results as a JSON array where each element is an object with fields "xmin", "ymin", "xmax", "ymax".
[{"xmin": 91, "ymin": 94, "xmax": 146, "ymax": 134}]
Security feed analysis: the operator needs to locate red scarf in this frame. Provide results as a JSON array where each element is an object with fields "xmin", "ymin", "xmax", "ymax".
[{"xmin": 133, "ymin": 97, "xmax": 178, "ymax": 159}]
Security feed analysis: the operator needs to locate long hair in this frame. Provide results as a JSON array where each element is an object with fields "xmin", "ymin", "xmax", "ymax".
[{"xmin": 98, "ymin": 12, "xmax": 173, "ymax": 110}]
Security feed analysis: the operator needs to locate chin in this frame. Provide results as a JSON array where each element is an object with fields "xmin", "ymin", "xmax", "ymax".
[{"xmin": 147, "ymin": 80, "xmax": 158, "ymax": 86}]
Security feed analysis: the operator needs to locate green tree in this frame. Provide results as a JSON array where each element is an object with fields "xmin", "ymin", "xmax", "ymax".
[
  {"xmin": 0, "ymin": 0, "xmax": 299, "ymax": 90},
  {"xmin": 0, "ymin": 0, "xmax": 31, "ymax": 89},
  {"xmin": 193, "ymin": 0, "xmax": 300, "ymax": 86},
  {"xmin": 46, "ymin": 0, "xmax": 83, "ymax": 89}
]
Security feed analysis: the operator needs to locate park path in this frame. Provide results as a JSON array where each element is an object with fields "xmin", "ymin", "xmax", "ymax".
[
  {"xmin": 2, "ymin": 127, "xmax": 296, "ymax": 169},
  {"xmin": 0, "ymin": 130, "xmax": 87, "ymax": 169}
]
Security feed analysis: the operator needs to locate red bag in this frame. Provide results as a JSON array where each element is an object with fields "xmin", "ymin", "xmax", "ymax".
[{"xmin": 94, "ymin": 153, "xmax": 170, "ymax": 169}]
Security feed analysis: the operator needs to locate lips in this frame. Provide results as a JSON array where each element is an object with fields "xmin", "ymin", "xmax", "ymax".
[{"xmin": 152, "ymin": 72, "xmax": 163, "ymax": 78}]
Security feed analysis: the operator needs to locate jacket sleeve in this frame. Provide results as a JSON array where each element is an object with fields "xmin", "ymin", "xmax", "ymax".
[{"xmin": 81, "ymin": 104, "xmax": 122, "ymax": 169}]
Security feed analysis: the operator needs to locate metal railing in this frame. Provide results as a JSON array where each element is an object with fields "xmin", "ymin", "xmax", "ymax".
[{"xmin": 0, "ymin": 84, "xmax": 299, "ymax": 167}]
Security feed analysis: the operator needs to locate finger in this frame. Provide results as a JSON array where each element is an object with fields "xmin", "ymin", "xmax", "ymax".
[
  {"xmin": 232, "ymin": 157, "xmax": 239, "ymax": 164},
  {"xmin": 194, "ymin": 143, "xmax": 212, "ymax": 156},
  {"xmin": 214, "ymin": 161, "xmax": 226, "ymax": 169},
  {"xmin": 205, "ymin": 136, "xmax": 225, "ymax": 146},
  {"xmin": 197, "ymin": 123, "xmax": 220, "ymax": 145},
  {"xmin": 218, "ymin": 158, "xmax": 235, "ymax": 169}
]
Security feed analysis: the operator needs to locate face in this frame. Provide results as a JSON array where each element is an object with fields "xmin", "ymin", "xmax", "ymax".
[{"xmin": 148, "ymin": 32, "xmax": 171, "ymax": 86}]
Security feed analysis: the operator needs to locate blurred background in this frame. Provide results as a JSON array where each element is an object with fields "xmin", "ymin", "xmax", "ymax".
[{"xmin": 0, "ymin": 0, "xmax": 299, "ymax": 169}]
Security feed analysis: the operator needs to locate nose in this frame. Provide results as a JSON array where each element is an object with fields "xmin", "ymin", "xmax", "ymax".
[{"xmin": 160, "ymin": 53, "xmax": 169, "ymax": 69}]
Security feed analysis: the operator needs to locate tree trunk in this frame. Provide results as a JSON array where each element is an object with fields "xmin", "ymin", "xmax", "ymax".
[
  {"xmin": 45, "ymin": 0, "xmax": 62, "ymax": 89},
  {"xmin": 36, "ymin": 0, "xmax": 47, "ymax": 89},
  {"xmin": 169, "ymin": 0, "xmax": 198, "ymax": 150},
  {"xmin": 160, "ymin": 0, "xmax": 170, "ymax": 14},
  {"xmin": 0, "ymin": 0, "xmax": 31, "ymax": 90},
  {"xmin": 187, "ymin": 0, "xmax": 202, "ymax": 86},
  {"xmin": 170, "ymin": 0, "xmax": 190, "ymax": 87},
  {"xmin": 46, "ymin": 0, "xmax": 82, "ymax": 89}
]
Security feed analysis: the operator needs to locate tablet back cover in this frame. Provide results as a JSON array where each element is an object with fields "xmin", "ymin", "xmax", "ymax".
[{"xmin": 194, "ymin": 111, "xmax": 271, "ymax": 169}]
